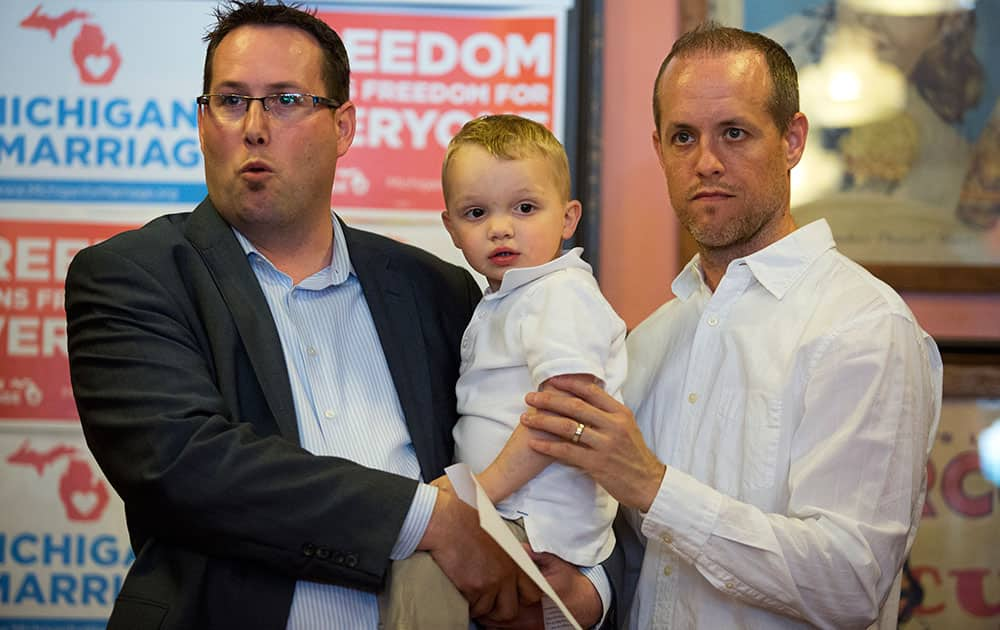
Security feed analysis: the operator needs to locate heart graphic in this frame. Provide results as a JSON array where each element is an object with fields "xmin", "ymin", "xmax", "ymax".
[
  {"xmin": 71, "ymin": 24, "xmax": 121, "ymax": 85},
  {"xmin": 83, "ymin": 53, "xmax": 111, "ymax": 78},
  {"xmin": 71, "ymin": 490, "xmax": 99, "ymax": 516},
  {"xmin": 59, "ymin": 459, "xmax": 110, "ymax": 521}
]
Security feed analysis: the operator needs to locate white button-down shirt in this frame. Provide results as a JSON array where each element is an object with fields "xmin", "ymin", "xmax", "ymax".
[{"xmin": 623, "ymin": 220, "xmax": 942, "ymax": 629}]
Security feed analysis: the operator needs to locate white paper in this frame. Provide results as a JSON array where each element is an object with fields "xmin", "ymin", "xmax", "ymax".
[{"xmin": 445, "ymin": 462, "xmax": 582, "ymax": 630}]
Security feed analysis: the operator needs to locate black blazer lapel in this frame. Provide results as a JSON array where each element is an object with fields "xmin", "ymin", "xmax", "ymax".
[
  {"xmin": 185, "ymin": 198, "xmax": 299, "ymax": 442},
  {"xmin": 345, "ymin": 223, "xmax": 439, "ymax": 479}
]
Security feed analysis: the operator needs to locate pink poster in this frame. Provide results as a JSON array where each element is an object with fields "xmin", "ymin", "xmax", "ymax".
[
  {"xmin": 0, "ymin": 219, "xmax": 138, "ymax": 422},
  {"xmin": 324, "ymin": 9, "xmax": 563, "ymax": 212}
]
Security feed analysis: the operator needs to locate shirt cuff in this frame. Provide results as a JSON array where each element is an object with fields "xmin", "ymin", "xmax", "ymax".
[
  {"xmin": 579, "ymin": 563, "xmax": 611, "ymax": 629},
  {"xmin": 390, "ymin": 482, "xmax": 438, "ymax": 560},
  {"xmin": 641, "ymin": 466, "xmax": 722, "ymax": 563}
]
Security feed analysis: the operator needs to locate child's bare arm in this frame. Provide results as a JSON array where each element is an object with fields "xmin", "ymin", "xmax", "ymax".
[{"xmin": 476, "ymin": 373, "xmax": 597, "ymax": 504}]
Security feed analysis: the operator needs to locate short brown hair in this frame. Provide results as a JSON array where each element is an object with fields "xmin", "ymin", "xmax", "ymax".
[
  {"xmin": 442, "ymin": 114, "xmax": 572, "ymax": 203},
  {"xmin": 652, "ymin": 22, "xmax": 799, "ymax": 135},
  {"xmin": 202, "ymin": 0, "xmax": 350, "ymax": 105}
]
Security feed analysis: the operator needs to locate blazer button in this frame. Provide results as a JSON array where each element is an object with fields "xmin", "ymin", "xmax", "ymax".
[
  {"xmin": 316, "ymin": 547, "xmax": 331, "ymax": 560},
  {"xmin": 345, "ymin": 553, "xmax": 358, "ymax": 568},
  {"xmin": 302, "ymin": 544, "xmax": 316, "ymax": 557},
  {"xmin": 333, "ymin": 552, "xmax": 345, "ymax": 564}
]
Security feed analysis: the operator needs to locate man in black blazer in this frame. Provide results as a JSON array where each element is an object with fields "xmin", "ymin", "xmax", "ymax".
[
  {"xmin": 65, "ymin": 1, "xmax": 578, "ymax": 627},
  {"xmin": 68, "ymin": 197, "xmax": 489, "ymax": 627}
]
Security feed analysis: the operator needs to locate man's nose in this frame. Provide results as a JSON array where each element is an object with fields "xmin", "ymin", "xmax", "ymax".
[
  {"xmin": 243, "ymin": 99, "xmax": 270, "ymax": 146},
  {"xmin": 694, "ymin": 140, "xmax": 724, "ymax": 177}
]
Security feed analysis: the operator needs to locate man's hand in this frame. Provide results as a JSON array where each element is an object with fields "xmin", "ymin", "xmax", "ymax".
[
  {"xmin": 523, "ymin": 375, "xmax": 666, "ymax": 512},
  {"xmin": 418, "ymin": 480, "xmax": 541, "ymax": 620},
  {"xmin": 480, "ymin": 548, "xmax": 602, "ymax": 629}
]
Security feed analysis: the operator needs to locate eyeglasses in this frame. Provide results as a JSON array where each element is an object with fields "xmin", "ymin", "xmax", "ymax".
[{"xmin": 196, "ymin": 93, "xmax": 341, "ymax": 123}]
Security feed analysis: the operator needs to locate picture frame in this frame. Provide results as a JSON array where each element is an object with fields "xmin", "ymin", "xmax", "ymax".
[
  {"xmin": 940, "ymin": 342, "xmax": 1000, "ymax": 397},
  {"xmin": 678, "ymin": 0, "xmax": 1000, "ymax": 292}
]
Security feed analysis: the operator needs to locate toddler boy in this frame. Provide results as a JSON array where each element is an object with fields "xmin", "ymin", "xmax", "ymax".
[{"xmin": 379, "ymin": 114, "xmax": 627, "ymax": 629}]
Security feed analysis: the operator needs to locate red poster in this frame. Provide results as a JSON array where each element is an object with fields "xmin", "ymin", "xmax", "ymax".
[
  {"xmin": 321, "ymin": 10, "xmax": 561, "ymax": 212},
  {"xmin": 908, "ymin": 400, "xmax": 1000, "ymax": 628},
  {"xmin": 0, "ymin": 219, "xmax": 137, "ymax": 421}
]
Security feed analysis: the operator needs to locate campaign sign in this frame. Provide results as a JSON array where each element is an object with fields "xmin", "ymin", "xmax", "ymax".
[
  {"xmin": 1, "ymin": 1, "xmax": 567, "ymax": 213},
  {"xmin": 0, "ymin": 1, "xmax": 215, "ymax": 206},
  {"xmin": 0, "ymin": 427, "xmax": 131, "ymax": 628},
  {"xmin": 1, "ymin": 220, "xmax": 139, "ymax": 422},
  {"xmin": 320, "ymin": 5, "xmax": 566, "ymax": 212}
]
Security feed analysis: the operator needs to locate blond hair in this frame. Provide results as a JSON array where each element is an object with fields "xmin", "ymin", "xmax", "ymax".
[{"xmin": 442, "ymin": 114, "xmax": 571, "ymax": 202}]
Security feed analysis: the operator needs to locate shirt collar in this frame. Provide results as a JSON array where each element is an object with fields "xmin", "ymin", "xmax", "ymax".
[
  {"xmin": 671, "ymin": 255, "xmax": 707, "ymax": 301},
  {"xmin": 486, "ymin": 247, "xmax": 590, "ymax": 299},
  {"xmin": 232, "ymin": 211, "xmax": 355, "ymax": 287},
  {"xmin": 671, "ymin": 219, "xmax": 836, "ymax": 300}
]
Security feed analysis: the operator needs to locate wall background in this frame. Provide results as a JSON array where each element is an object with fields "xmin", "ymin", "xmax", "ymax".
[{"xmin": 598, "ymin": 0, "xmax": 1000, "ymax": 341}]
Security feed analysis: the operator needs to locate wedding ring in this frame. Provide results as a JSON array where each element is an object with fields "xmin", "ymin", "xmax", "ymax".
[{"xmin": 571, "ymin": 422, "xmax": 585, "ymax": 444}]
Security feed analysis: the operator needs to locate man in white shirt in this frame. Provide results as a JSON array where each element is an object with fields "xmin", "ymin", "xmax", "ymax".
[{"xmin": 522, "ymin": 23, "xmax": 943, "ymax": 629}]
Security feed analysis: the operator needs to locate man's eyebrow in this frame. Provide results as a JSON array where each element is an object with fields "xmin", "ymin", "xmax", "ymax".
[
  {"xmin": 211, "ymin": 80, "xmax": 248, "ymax": 92},
  {"xmin": 211, "ymin": 81, "xmax": 306, "ymax": 93},
  {"xmin": 717, "ymin": 117, "xmax": 750, "ymax": 128},
  {"xmin": 662, "ymin": 120, "xmax": 693, "ymax": 132},
  {"xmin": 669, "ymin": 118, "xmax": 754, "ymax": 129}
]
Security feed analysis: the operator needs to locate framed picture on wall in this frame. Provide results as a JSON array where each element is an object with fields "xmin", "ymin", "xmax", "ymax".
[{"xmin": 679, "ymin": 0, "xmax": 1000, "ymax": 292}]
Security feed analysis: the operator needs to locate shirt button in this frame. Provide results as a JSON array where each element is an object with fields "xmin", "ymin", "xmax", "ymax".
[
  {"xmin": 688, "ymin": 393, "xmax": 698, "ymax": 404},
  {"xmin": 725, "ymin": 582, "xmax": 734, "ymax": 589},
  {"xmin": 324, "ymin": 409, "xmax": 336, "ymax": 419},
  {"xmin": 307, "ymin": 346, "xmax": 317, "ymax": 356},
  {"xmin": 660, "ymin": 533, "xmax": 672, "ymax": 545},
  {"xmin": 707, "ymin": 315, "xmax": 719, "ymax": 326},
  {"xmin": 663, "ymin": 566, "xmax": 673, "ymax": 576}
]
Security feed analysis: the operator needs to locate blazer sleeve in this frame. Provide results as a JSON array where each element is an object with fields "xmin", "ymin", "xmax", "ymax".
[{"xmin": 65, "ymin": 232, "xmax": 427, "ymax": 590}]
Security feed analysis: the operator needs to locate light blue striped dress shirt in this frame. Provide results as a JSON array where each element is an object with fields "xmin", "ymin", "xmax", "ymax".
[{"xmin": 233, "ymin": 217, "xmax": 437, "ymax": 630}]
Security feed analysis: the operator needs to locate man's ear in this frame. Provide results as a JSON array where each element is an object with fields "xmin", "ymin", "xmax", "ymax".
[
  {"xmin": 784, "ymin": 112, "xmax": 809, "ymax": 170},
  {"xmin": 652, "ymin": 127, "xmax": 667, "ymax": 172},
  {"xmin": 562, "ymin": 200, "xmax": 582, "ymax": 241},
  {"xmin": 334, "ymin": 101, "xmax": 357, "ymax": 158},
  {"xmin": 198, "ymin": 105, "xmax": 207, "ymax": 154}
]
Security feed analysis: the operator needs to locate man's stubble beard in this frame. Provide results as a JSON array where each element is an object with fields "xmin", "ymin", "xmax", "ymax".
[{"xmin": 682, "ymin": 188, "xmax": 786, "ymax": 260}]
